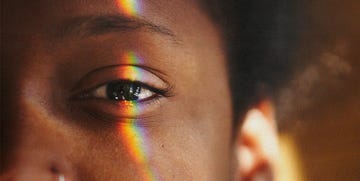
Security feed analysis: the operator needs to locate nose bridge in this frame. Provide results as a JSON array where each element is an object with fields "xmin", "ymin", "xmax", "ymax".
[
  {"xmin": 1, "ymin": 71, "xmax": 76, "ymax": 181},
  {"xmin": 1, "ymin": 63, "xmax": 32, "ymax": 171},
  {"xmin": 1, "ymin": 20, "xmax": 80, "ymax": 178}
]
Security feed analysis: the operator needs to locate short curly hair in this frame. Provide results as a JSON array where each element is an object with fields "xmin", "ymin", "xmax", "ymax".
[{"xmin": 200, "ymin": 0, "xmax": 299, "ymax": 127}]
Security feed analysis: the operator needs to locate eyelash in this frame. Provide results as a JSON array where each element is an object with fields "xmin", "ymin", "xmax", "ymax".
[{"xmin": 73, "ymin": 79, "xmax": 171, "ymax": 103}]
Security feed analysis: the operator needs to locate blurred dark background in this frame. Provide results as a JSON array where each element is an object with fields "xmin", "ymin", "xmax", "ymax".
[
  {"xmin": 274, "ymin": 0, "xmax": 360, "ymax": 180},
  {"xmin": 216, "ymin": 0, "xmax": 360, "ymax": 179}
]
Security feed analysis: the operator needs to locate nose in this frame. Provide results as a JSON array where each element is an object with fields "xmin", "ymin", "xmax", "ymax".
[
  {"xmin": 0, "ymin": 79, "xmax": 76, "ymax": 181},
  {"xmin": 0, "ymin": 102, "xmax": 77, "ymax": 180},
  {"xmin": 1, "ymin": 151, "xmax": 75, "ymax": 181}
]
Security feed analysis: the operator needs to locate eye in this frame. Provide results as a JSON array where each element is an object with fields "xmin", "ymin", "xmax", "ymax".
[
  {"xmin": 69, "ymin": 65, "xmax": 173, "ymax": 120},
  {"xmin": 90, "ymin": 80, "xmax": 158, "ymax": 102}
]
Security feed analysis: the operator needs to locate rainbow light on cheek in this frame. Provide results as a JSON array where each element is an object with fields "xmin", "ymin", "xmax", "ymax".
[
  {"xmin": 118, "ymin": 122, "xmax": 157, "ymax": 181},
  {"xmin": 116, "ymin": 0, "xmax": 141, "ymax": 17},
  {"xmin": 117, "ymin": 51, "xmax": 158, "ymax": 181}
]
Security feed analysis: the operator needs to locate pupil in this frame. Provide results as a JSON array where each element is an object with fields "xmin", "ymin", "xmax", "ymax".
[{"xmin": 106, "ymin": 81, "xmax": 142, "ymax": 101}]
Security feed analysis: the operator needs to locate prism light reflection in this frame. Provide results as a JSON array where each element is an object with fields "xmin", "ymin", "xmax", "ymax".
[
  {"xmin": 116, "ymin": 0, "xmax": 141, "ymax": 17},
  {"xmin": 117, "ymin": 51, "xmax": 158, "ymax": 181}
]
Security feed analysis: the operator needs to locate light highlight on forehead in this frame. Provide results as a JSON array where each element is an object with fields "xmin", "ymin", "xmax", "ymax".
[{"xmin": 116, "ymin": 0, "xmax": 141, "ymax": 17}]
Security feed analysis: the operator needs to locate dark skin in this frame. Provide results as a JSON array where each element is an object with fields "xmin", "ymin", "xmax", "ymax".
[{"xmin": 1, "ymin": 0, "xmax": 278, "ymax": 180}]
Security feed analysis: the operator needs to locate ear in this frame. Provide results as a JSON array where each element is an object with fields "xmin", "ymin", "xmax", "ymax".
[{"xmin": 236, "ymin": 100, "xmax": 279, "ymax": 181}]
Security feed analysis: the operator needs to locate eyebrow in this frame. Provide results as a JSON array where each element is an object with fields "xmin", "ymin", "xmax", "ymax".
[{"xmin": 57, "ymin": 14, "xmax": 177, "ymax": 40}]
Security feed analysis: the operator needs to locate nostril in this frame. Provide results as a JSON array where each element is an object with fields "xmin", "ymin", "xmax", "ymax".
[
  {"xmin": 50, "ymin": 165, "xmax": 60, "ymax": 175},
  {"xmin": 48, "ymin": 159, "xmax": 77, "ymax": 181},
  {"xmin": 50, "ymin": 165, "xmax": 67, "ymax": 181}
]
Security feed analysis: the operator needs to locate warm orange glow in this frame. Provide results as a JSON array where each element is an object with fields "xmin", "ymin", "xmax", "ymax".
[{"xmin": 276, "ymin": 134, "xmax": 305, "ymax": 181}]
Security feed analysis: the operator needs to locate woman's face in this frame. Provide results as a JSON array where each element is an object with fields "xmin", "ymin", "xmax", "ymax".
[{"xmin": 2, "ymin": 0, "xmax": 234, "ymax": 180}]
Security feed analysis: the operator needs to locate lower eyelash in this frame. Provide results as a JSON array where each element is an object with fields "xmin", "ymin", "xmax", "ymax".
[{"xmin": 72, "ymin": 94, "xmax": 165, "ymax": 124}]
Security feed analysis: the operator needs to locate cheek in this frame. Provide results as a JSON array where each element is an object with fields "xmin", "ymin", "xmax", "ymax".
[
  {"xmin": 146, "ymin": 58, "xmax": 233, "ymax": 179},
  {"xmin": 142, "ymin": 104, "xmax": 233, "ymax": 180}
]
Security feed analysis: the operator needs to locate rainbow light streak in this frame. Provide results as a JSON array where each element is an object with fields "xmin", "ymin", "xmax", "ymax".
[
  {"xmin": 118, "ymin": 51, "xmax": 158, "ymax": 181},
  {"xmin": 116, "ymin": 0, "xmax": 141, "ymax": 17},
  {"xmin": 120, "ymin": 51, "xmax": 143, "ymax": 81},
  {"xmin": 119, "ymin": 122, "xmax": 157, "ymax": 181}
]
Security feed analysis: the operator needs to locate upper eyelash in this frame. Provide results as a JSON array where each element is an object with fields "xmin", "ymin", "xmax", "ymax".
[
  {"xmin": 71, "ymin": 79, "xmax": 173, "ymax": 101},
  {"xmin": 71, "ymin": 64, "xmax": 170, "ymax": 92}
]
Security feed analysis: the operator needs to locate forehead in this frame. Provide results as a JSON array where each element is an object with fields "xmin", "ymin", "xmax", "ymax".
[
  {"xmin": 3, "ymin": 0, "xmax": 221, "ymax": 56},
  {"xmin": 4, "ymin": 0, "xmax": 207, "ymax": 32},
  {"xmin": 3, "ymin": 0, "xmax": 225, "ymax": 81}
]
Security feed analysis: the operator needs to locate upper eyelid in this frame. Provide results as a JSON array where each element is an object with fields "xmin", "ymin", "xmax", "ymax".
[{"xmin": 71, "ymin": 64, "xmax": 171, "ymax": 96}]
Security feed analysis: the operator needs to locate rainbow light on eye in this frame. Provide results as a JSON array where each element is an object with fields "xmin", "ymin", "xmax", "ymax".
[
  {"xmin": 117, "ymin": 51, "xmax": 158, "ymax": 181},
  {"xmin": 118, "ymin": 51, "xmax": 144, "ymax": 83},
  {"xmin": 123, "ymin": 51, "xmax": 142, "ymax": 71},
  {"xmin": 116, "ymin": 0, "xmax": 141, "ymax": 17}
]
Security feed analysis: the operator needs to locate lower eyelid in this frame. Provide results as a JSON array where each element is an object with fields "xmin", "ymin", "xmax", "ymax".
[
  {"xmin": 117, "ymin": 96, "xmax": 164, "ymax": 119},
  {"xmin": 72, "ymin": 94, "xmax": 165, "ymax": 121}
]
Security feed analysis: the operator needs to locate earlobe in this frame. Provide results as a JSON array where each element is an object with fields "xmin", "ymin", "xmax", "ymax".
[{"xmin": 236, "ymin": 101, "xmax": 279, "ymax": 181}]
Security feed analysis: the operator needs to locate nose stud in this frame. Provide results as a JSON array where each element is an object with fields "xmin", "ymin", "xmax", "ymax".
[{"xmin": 58, "ymin": 174, "xmax": 65, "ymax": 181}]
